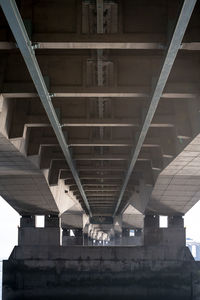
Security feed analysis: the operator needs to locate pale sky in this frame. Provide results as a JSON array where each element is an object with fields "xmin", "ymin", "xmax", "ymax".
[
  {"xmin": 0, "ymin": 196, "xmax": 200, "ymax": 259},
  {"xmin": 0, "ymin": 197, "xmax": 20, "ymax": 260}
]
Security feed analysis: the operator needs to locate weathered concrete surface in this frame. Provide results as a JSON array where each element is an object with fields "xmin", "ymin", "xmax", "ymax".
[
  {"xmin": 1, "ymin": 0, "xmax": 200, "ymax": 218},
  {"xmin": 3, "ymin": 245, "xmax": 200, "ymax": 300}
]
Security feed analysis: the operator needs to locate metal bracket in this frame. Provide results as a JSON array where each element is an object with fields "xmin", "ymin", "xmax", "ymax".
[{"xmin": 31, "ymin": 42, "xmax": 40, "ymax": 50}]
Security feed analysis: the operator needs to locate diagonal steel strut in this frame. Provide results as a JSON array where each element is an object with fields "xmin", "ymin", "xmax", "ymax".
[
  {"xmin": 0, "ymin": 0, "xmax": 92, "ymax": 217},
  {"xmin": 113, "ymin": 0, "xmax": 197, "ymax": 217}
]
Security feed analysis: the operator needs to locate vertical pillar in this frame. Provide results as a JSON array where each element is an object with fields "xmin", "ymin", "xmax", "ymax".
[
  {"xmin": 83, "ymin": 214, "xmax": 90, "ymax": 246},
  {"xmin": 97, "ymin": 231, "xmax": 104, "ymax": 245},
  {"xmin": 114, "ymin": 215, "xmax": 122, "ymax": 245},
  {"xmin": 45, "ymin": 214, "xmax": 60, "ymax": 227},
  {"xmin": 88, "ymin": 226, "xmax": 93, "ymax": 245},
  {"xmin": 62, "ymin": 228, "xmax": 70, "ymax": 245},
  {"xmin": 44, "ymin": 214, "xmax": 61, "ymax": 245},
  {"xmin": 135, "ymin": 228, "xmax": 142, "ymax": 237},
  {"xmin": 20, "ymin": 215, "xmax": 35, "ymax": 227},
  {"xmin": 62, "ymin": 228, "xmax": 83, "ymax": 245},
  {"xmin": 74, "ymin": 228, "xmax": 83, "ymax": 245},
  {"xmin": 18, "ymin": 215, "xmax": 35, "ymax": 245},
  {"xmin": 144, "ymin": 214, "xmax": 185, "ymax": 248},
  {"xmin": 122, "ymin": 228, "xmax": 129, "ymax": 245},
  {"xmin": 92, "ymin": 229, "xmax": 98, "ymax": 245},
  {"xmin": 168, "ymin": 215, "xmax": 184, "ymax": 228},
  {"xmin": 144, "ymin": 214, "xmax": 159, "ymax": 246},
  {"xmin": 19, "ymin": 214, "xmax": 61, "ymax": 246},
  {"xmin": 122, "ymin": 228, "xmax": 129, "ymax": 237},
  {"xmin": 144, "ymin": 214, "xmax": 159, "ymax": 229},
  {"xmin": 168, "ymin": 215, "xmax": 185, "ymax": 248}
]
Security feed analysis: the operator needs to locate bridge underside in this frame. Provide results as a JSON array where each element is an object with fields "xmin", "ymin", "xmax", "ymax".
[{"xmin": 1, "ymin": 0, "xmax": 200, "ymax": 299}]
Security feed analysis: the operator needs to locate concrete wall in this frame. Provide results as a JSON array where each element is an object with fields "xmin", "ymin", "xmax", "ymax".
[
  {"xmin": 2, "ymin": 245, "xmax": 199, "ymax": 300},
  {"xmin": 144, "ymin": 227, "xmax": 186, "ymax": 248},
  {"xmin": 121, "ymin": 236, "xmax": 143, "ymax": 246},
  {"xmin": 18, "ymin": 227, "xmax": 61, "ymax": 246},
  {"xmin": 62, "ymin": 236, "xmax": 83, "ymax": 246}
]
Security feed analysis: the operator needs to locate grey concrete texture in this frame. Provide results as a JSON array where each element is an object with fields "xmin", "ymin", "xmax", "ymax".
[
  {"xmin": 1, "ymin": 0, "xmax": 200, "ymax": 219},
  {"xmin": 18, "ymin": 227, "xmax": 61, "ymax": 246},
  {"xmin": 2, "ymin": 245, "xmax": 200, "ymax": 300}
]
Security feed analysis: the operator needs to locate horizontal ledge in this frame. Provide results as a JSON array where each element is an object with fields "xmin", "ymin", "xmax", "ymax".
[
  {"xmin": 25, "ymin": 121, "xmax": 174, "ymax": 129},
  {"xmin": 77, "ymin": 193, "xmax": 117, "ymax": 196},
  {"xmin": 73, "ymin": 189, "xmax": 120, "ymax": 192},
  {"xmin": 69, "ymin": 184, "xmax": 123, "ymax": 187},
  {"xmin": 32, "ymin": 139, "xmax": 161, "ymax": 148},
  {"xmin": 62, "ymin": 168, "xmax": 126, "ymax": 172},
  {"xmin": 1, "ymin": 41, "xmax": 200, "ymax": 50},
  {"xmin": 69, "ymin": 143, "xmax": 160, "ymax": 147},
  {"xmin": 73, "ymin": 156, "xmax": 150, "ymax": 161},
  {"xmin": 2, "ymin": 92, "xmax": 197, "ymax": 99},
  {"xmin": 0, "ymin": 42, "xmax": 164, "ymax": 50},
  {"xmin": 63, "ymin": 123, "xmax": 174, "ymax": 128},
  {"xmin": 62, "ymin": 176, "xmax": 124, "ymax": 180}
]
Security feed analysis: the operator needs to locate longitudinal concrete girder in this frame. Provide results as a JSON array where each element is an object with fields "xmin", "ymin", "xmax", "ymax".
[{"xmin": 0, "ymin": 0, "xmax": 92, "ymax": 216}]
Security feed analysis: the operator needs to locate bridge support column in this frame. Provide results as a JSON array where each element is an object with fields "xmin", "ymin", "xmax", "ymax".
[
  {"xmin": 144, "ymin": 214, "xmax": 159, "ymax": 246},
  {"xmin": 144, "ymin": 214, "xmax": 185, "ymax": 249},
  {"xmin": 168, "ymin": 215, "xmax": 184, "ymax": 228},
  {"xmin": 122, "ymin": 228, "xmax": 143, "ymax": 246},
  {"xmin": 114, "ymin": 216, "xmax": 122, "ymax": 245},
  {"xmin": 83, "ymin": 231, "xmax": 89, "ymax": 245},
  {"xmin": 83, "ymin": 214, "xmax": 90, "ymax": 245},
  {"xmin": 74, "ymin": 228, "xmax": 83, "ymax": 244},
  {"xmin": 122, "ymin": 228, "xmax": 129, "ymax": 237},
  {"xmin": 18, "ymin": 214, "xmax": 61, "ymax": 246},
  {"xmin": 62, "ymin": 228, "xmax": 83, "ymax": 245},
  {"xmin": 135, "ymin": 228, "xmax": 142, "ymax": 236}
]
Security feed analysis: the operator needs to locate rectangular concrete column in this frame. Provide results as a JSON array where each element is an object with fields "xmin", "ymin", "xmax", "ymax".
[
  {"xmin": 122, "ymin": 228, "xmax": 129, "ymax": 237},
  {"xmin": 83, "ymin": 214, "xmax": 89, "ymax": 246},
  {"xmin": 83, "ymin": 232, "xmax": 89, "ymax": 245},
  {"xmin": 168, "ymin": 215, "xmax": 186, "ymax": 248},
  {"xmin": 144, "ymin": 214, "xmax": 159, "ymax": 246},
  {"xmin": 18, "ymin": 214, "xmax": 61, "ymax": 246},
  {"xmin": 87, "ymin": 225, "xmax": 93, "ymax": 245},
  {"xmin": 135, "ymin": 228, "xmax": 142, "ymax": 237},
  {"xmin": 62, "ymin": 228, "xmax": 83, "ymax": 245},
  {"xmin": 114, "ymin": 216, "xmax": 122, "ymax": 245},
  {"xmin": 74, "ymin": 228, "xmax": 83, "ymax": 244},
  {"xmin": 144, "ymin": 214, "xmax": 159, "ymax": 229},
  {"xmin": 144, "ymin": 214, "xmax": 185, "ymax": 249},
  {"xmin": 168, "ymin": 215, "xmax": 184, "ymax": 228},
  {"xmin": 122, "ymin": 228, "xmax": 143, "ymax": 246}
]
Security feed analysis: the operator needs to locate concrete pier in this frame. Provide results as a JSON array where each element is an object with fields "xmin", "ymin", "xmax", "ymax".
[{"xmin": 3, "ymin": 245, "xmax": 200, "ymax": 300}]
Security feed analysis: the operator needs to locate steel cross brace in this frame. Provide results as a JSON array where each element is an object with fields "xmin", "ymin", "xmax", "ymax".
[{"xmin": 113, "ymin": 0, "xmax": 197, "ymax": 216}]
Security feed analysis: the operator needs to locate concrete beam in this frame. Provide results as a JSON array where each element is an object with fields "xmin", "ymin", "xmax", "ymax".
[
  {"xmin": 2, "ymin": 83, "xmax": 198, "ymax": 99},
  {"xmin": 73, "ymin": 155, "xmax": 150, "ymax": 161},
  {"xmin": 24, "ymin": 117, "xmax": 175, "ymax": 129},
  {"xmin": 61, "ymin": 174, "xmax": 123, "ymax": 180},
  {"xmin": 61, "ymin": 118, "xmax": 174, "ymax": 128},
  {"xmin": 1, "ymin": 41, "xmax": 200, "ymax": 50},
  {"xmin": 69, "ymin": 139, "xmax": 160, "ymax": 148}
]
